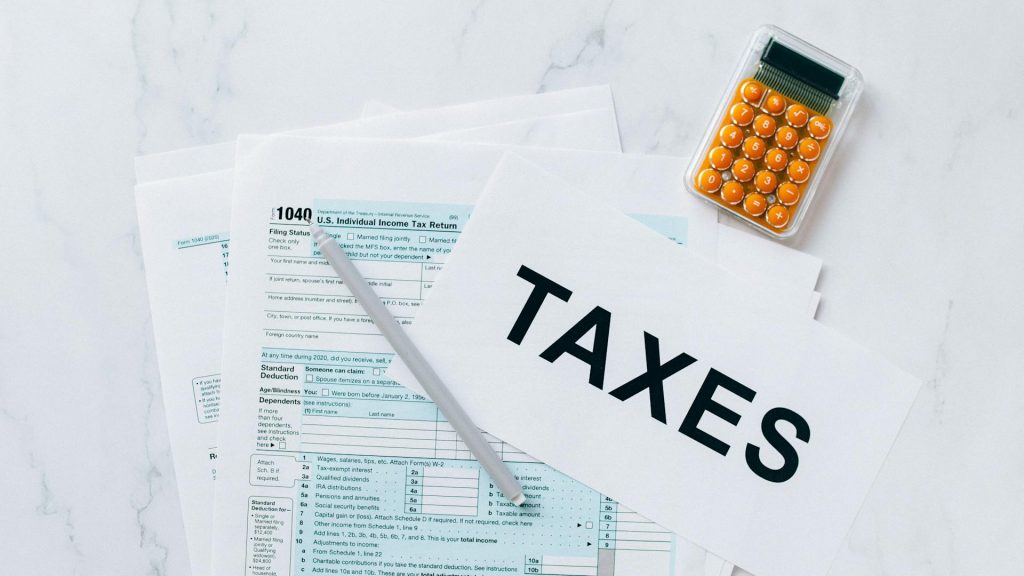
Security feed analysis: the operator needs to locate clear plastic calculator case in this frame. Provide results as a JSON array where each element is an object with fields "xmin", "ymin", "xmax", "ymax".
[{"xmin": 686, "ymin": 26, "xmax": 863, "ymax": 238}]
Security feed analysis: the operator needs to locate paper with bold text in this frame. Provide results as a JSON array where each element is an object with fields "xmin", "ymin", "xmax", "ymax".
[{"xmin": 387, "ymin": 155, "xmax": 921, "ymax": 576}]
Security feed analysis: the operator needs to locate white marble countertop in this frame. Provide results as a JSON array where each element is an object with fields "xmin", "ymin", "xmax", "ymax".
[{"xmin": 2, "ymin": 1, "xmax": 1021, "ymax": 574}]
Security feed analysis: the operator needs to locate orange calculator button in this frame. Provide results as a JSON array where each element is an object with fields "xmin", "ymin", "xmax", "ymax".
[
  {"xmin": 752, "ymin": 114, "xmax": 776, "ymax": 138},
  {"xmin": 808, "ymin": 115, "xmax": 832, "ymax": 139},
  {"xmin": 762, "ymin": 93, "xmax": 786, "ymax": 116},
  {"xmin": 741, "ymin": 80, "xmax": 765, "ymax": 105},
  {"xmin": 776, "ymin": 182, "xmax": 801, "ymax": 206},
  {"xmin": 729, "ymin": 102, "xmax": 754, "ymax": 126},
  {"xmin": 742, "ymin": 136, "xmax": 766, "ymax": 160},
  {"xmin": 785, "ymin": 104, "xmax": 809, "ymax": 128},
  {"xmin": 765, "ymin": 148, "xmax": 788, "ymax": 172},
  {"xmin": 708, "ymin": 146, "xmax": 734, "ymax": 170},
  {"xmin": 767, "ymin": 205, "xmax": 790, "ymax": 228},
  {"xmin": 798, "ymin": 138, "xmax": 821, "ymax": 161},
  {"xmin": 732, "ymin": 159, "xmax": 755, "ymax": 182},
  {"xmin": 720, "ymin": 181, "xmax": 745, "ymax": 205},
  {"xmin": 697, "ymin": 168, "xmax": 723, "ymax": 192},
  {"xmin": 787, "ymin": 160, "xmax": 810, "ymax": 183},
  {"xmin": 754, "ymin": 170, "xmax": 778, "ymax": 193},
  {"xmin": 775, "ymin": 126, "xmax": 798, "ymax": 149},
  {"xmin": 743, "ymin": 193, "xmax": 768, "ymax": 217},
  {"xmin": 719, "ymin": 124, "xmax": 744, "ymax": 148}
]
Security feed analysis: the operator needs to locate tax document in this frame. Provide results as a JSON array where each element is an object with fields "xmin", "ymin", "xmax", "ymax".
[
  {"xmin": 135, "ymin": 99, "xmax": 622, "ymax": 576},
  {"xmin": 387, "ymin": 155, "xmax": 921, "ymax": 576},
  {"xmin": 209, "ymin": 135, "xmax": 820, "ymax": 576}
]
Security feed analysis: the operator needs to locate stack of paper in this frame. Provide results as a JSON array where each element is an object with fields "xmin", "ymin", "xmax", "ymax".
[{"xmin": 135, "ymin": 87, "xmax": 894, "ymax": 576}]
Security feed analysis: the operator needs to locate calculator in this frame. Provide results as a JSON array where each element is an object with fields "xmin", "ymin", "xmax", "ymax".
[{"xmin": 686, "ymin": 26, "xmax": 863, "ymax": 238}]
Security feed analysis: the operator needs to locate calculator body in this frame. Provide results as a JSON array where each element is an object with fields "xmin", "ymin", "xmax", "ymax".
[{"xmin": 686, "ymin": 26, "xmax": 863, "ymax": 238}]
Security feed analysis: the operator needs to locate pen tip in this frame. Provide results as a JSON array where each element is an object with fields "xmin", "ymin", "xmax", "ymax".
[{"xmin": 511, "ymin": 493, "xmax": 527, "ymax": 506}]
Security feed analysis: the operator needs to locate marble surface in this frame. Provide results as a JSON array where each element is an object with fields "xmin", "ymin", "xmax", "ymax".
[{"xmin": 1, "ymin": 1, "xmax": 1021, "ymax": 574}]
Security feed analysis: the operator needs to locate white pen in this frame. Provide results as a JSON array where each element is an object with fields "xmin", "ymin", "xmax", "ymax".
[{"xmin": 309, "ymin": 220, "xmax": 526, "ymax": 506}]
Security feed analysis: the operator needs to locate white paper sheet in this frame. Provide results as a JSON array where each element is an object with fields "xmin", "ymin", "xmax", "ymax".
[
  {"xmin": 135, "ymin": 98, "xmax": 621, "ymax": 576},
  {"xmin": 211, "ymin": 135, "xmax": 733, "ymax": 576},
  {"xmin": 716, "ymin": 223, "xmax": 822, "ymax": 294},
  {"xmin": 386, "ymin": 155, "xmax": 920, "ymax": 576},
  {"xmin": 134, "ymin": 86, "xmax": 617, "ymax": 182},
  {"xmin": 359, "ymin": 98, "xmax": 623, "ymax": 149},
  {"xmin": 412, "ymin": 109, "xmax": 621, "ymax": 150},
  {"xmin": 715, "ymin": 226, "xmax": 822, "ymax": 318},
  {"xmin": 135, "ymin": 170, "xmax": 233, "ymax": 576}
]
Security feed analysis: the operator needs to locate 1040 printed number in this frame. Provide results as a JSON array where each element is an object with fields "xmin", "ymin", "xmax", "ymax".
[{"xmin": 272, "ymin": 206, "xmax": 312, "ymax": 222}]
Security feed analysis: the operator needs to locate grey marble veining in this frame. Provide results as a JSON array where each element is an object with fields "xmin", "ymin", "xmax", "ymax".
[{"xmin": 1, "ymin": 0, "xmax": 1021, "ymax": 574}]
